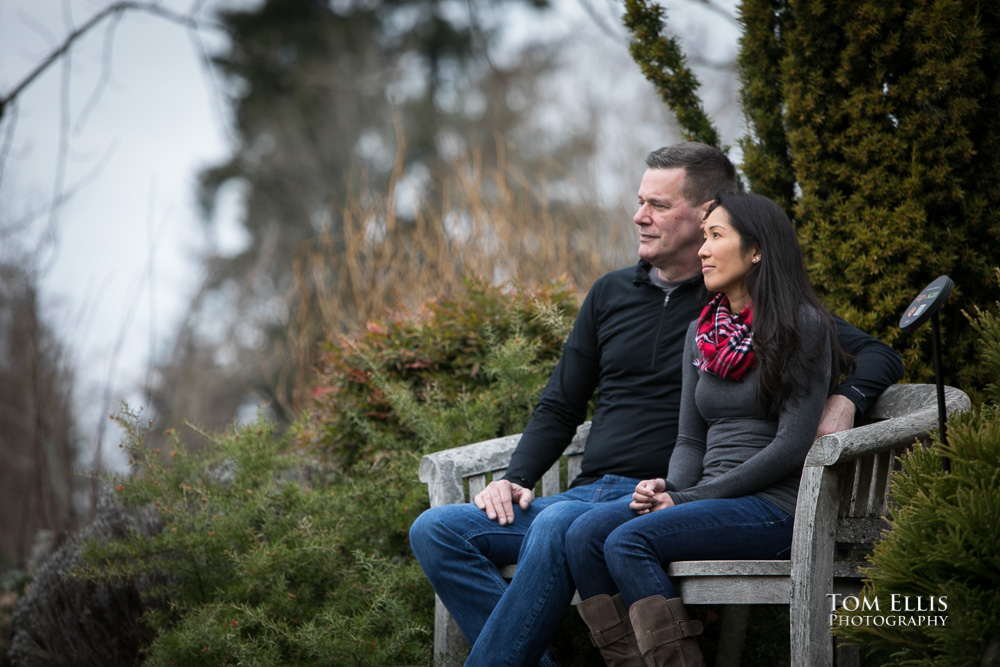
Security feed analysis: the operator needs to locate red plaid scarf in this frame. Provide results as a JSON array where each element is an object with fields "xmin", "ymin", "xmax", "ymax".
[{"xmin": 695, "ymin": 293, "xmax": 756, "ymax": 381}]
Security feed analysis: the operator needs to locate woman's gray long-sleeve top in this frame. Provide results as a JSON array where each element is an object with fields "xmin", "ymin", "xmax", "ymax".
[{"xmin": 666, "ymin": 308, "xmax": 833, "ymax": 517}]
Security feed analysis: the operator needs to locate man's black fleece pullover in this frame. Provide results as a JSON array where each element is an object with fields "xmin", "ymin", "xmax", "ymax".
[{"xmin": 502, "ymin": 261, "xmax": 905, "ymax": 490}]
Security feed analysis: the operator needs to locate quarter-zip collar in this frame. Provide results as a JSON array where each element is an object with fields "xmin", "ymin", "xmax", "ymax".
[
  {"xmin": 632, "ymin": 260, "xmax": 704, "ymax": 293},
  {"xmin": 632, "ymin": 260, "xmax": 705, "ymax": 369}
]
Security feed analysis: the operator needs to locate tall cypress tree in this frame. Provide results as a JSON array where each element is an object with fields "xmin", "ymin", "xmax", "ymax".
[
  {"xmin": 628, "ymin": 0, "xmax": 1000, "ymax": 390},
  {"xmin": 781, "ymin": 0, "xmax": 1000, "ymax": 387}
]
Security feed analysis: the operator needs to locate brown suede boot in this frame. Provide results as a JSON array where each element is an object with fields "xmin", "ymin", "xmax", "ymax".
[
  {"xmin": 627, "ymin": 596, "xmax": 705, "ymax": 667},
  {"xmin": 576, "ymin": 593, "xmax": 645, "ymax": 667}
]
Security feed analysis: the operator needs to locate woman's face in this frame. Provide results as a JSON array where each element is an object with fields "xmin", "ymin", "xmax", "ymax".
[{"xmin": 698, "ymin": 207, "xmax": 758, "ymax": 308}]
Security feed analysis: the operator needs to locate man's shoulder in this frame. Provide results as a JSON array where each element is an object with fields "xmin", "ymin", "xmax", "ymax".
[
  {"xmin": 600, "ymin": 263, "xmax": 644, "ymax": 282},
  {"xmin": 580, "ymin": 265, "xmax": 636, "ymax": 302},
  {"xmin": 590, "ymin": 262, "xmax": 647, "ymax": 291}
]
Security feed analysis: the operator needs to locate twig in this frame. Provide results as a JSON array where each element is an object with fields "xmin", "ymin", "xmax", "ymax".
[{"xmin": 0, "ymin": 0, "xmax": 227, "ymax": 121}]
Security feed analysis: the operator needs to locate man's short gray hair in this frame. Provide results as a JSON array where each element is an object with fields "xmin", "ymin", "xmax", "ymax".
[{"xmin": 645, "ymin": 143, "xmax": 739, "ymax": 205}]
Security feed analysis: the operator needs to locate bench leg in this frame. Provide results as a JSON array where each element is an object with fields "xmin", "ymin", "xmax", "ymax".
[
  {"xmin": 713, "ymin": 604, "xmax": 749, "ymax": 667},
  {"xmin": 433, "ymin": 595, "xmax": 468, "ymax": 667},
  {"xmin": 834, "ymin": 637, "xmax": 860, "ymax": 667}
]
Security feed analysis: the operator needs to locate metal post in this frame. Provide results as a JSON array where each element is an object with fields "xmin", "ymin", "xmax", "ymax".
[{"xmin": 931, "ymin": 312, "xmax": 949, "ymax": 471}]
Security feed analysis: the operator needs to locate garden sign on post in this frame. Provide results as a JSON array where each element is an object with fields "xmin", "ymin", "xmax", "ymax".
[{"xmin": 899, "ymin": 275, "xmax": 954, "ymax": 469}]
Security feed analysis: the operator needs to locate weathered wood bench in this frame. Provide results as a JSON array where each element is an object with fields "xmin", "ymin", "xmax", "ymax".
[{"xmin": 417, "ymin": 383, "xmax": 971, "ymax": 666}]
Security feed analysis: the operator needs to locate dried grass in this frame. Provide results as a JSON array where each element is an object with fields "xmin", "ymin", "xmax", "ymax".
[{"xmin": 269, "ymin": 140, "xmax": 636, "ymax": 416}]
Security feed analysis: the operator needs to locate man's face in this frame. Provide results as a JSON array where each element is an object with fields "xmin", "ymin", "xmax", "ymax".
[{"xmin": 633, "ymin": 167, "xmax": 708, "ymax": 280}]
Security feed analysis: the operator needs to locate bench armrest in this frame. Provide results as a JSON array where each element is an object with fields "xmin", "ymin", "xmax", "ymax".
[
  {"xmin": 805, "ymin": 384, "xmax": 971, "ymax": 467},
  {"xmin": 418, "ymin": 422, "xmax": 591, "ymax": 507}
]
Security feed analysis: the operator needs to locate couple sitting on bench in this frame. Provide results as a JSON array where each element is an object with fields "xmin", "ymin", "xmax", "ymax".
[{"xmin": 409, "ymin": 143, "xmax": 904, "ymax": 666}]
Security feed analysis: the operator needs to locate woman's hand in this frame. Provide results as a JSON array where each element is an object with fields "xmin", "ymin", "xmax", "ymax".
[{"xmin": 630, "ymin": 478, "xmax": 675, "ymax": 514}]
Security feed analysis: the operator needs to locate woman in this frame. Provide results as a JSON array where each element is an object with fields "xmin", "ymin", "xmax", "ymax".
[{"xmin": 564, "ymin": 193, "xmax": 852, "ymax": 667}]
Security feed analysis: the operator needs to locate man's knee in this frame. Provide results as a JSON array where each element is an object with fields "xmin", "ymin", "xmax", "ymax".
[
  {"xmin": 519, "ymin": 502, "xmax": 594, "ymax": 560},
  {"xmin": 410, "ymin": 503, "xmax": 511, "ymax": 554},
  {"xmin": 409, "ymin": 504, "xmax": 464, "ymax": 557},
  {"xmin": 564, "ymin": 512, "xmax": 593, "ymax": 553}
]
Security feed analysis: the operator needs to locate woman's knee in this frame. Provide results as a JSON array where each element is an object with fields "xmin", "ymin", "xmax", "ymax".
[{"xmin": 604, "ymin": 522, "xmax": 657, "ymax": 568}]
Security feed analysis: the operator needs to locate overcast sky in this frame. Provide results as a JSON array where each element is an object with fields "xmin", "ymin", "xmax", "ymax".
[
  {"xmin": 0, "ymin": 0, "xmax": 741, "ymax": 473},
  {"xmin": 1, "ymin": 0, "xmax": 244, "ymax": 470}
]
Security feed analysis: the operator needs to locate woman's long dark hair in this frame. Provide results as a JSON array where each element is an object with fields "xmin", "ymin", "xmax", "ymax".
[{"xmin": 713, "ymin": 193, "xmax": 854, "ymax": 419}]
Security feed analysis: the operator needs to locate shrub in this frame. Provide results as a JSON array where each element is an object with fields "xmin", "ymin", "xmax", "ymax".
[
  {"xmin": 8, "ymin": 488, "xmax": 159, "ymax": 666},
  {"xmin": 2, "ymin": 277, "xmax": 580, "ymax": 665},
  {"xmin": 966, "ymin": 271, "xmax": 1000, "ymax": 405},
  {"xmin": 297, "ymin": 276, "xmax": 580, "ymax": 468},
  {"xmin": 832, "ymin": 407, "xmax": 1000, "ymax": 666},
  {"xmin": 9, "ymin": 279, "xmax": 582, "ymax": 665},
  {"xmin": 61, "ymin": 407, "xmax": 432, "ymax": 667},
  {"xmin": 833, "ymin": 290, "xmax": 1000, "ymax": 665}
]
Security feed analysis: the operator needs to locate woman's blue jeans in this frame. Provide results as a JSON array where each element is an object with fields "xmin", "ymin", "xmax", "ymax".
[
  {"xmin": 565, "ymin": 495, "xmax": 794, "ymax": 607},
  {"xmin": 408, "ymin": 475, "xmax": 639, "ymax": 667}
]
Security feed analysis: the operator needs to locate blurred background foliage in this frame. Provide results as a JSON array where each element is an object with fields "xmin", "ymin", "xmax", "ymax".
[{"xmin": 144, "ymin": 0, "xmax": 646, "ymax": 443}]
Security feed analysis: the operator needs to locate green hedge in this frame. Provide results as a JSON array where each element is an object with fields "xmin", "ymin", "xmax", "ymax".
[{"xmin": 297, "ymin": 276, "xmax": 580, "ymax": 468}]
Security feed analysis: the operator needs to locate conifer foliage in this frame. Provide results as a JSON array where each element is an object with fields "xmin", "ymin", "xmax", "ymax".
[
  {"xmin": 627, "ymin": 0, "xmax": 1000, "ymax": 391},
  {"xmin": 829, "ymin": 291, "xmax": 1000, "ymax": 664},
  {"xmin": 832, "ymin": 406, "xmax": 1000, "ymax": 666},
  {"xmin": 832, "ymin": 367, "xmax": 1000, "ymax": 664},
  {"xmin": 623, "ymin": 0, "xmax": 721, "ymax": 147},
  {"xmin": 298, "ymin": 277, "xmax": 580, "ymax": 469}
]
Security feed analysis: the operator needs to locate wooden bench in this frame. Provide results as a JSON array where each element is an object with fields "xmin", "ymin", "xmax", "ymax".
[{"xmin": 417, "ymin": 383, "xmax": 971, "ymax": 666}]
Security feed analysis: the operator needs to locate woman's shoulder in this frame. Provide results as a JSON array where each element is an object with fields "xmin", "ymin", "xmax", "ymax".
[
  {"xmin": 795, "ymin": 302, "xmax": 828, "ymax": 328},
  {"xmin": 683, "ymin": 319, "xmax": 699, "ymax": 357},
  {"xmin": 793, "ymin": 303, "xmax": 834, "ymax": 351}
]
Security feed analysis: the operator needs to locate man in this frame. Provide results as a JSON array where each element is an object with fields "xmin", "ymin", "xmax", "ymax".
[{"xmin": 408, "ymin": 143, "xmax": 904, "ymax": 666}]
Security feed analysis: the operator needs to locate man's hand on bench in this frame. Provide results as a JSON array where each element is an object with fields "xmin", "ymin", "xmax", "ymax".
[{"xmin": 474, "ymin": 480, "xmax": 534, "ymax": 525}]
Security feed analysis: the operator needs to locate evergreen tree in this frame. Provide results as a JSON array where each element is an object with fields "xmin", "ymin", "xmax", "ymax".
[
  {"xmin": 770, "ymin": 0, "xmax": 1000, "ymax": 389},
  {"xmin": 627, "ymin": 0, "xmax": 1000, "ymax": 391}
]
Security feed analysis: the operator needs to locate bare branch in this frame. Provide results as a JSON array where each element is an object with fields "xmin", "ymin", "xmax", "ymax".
[
  {"xmin": 36, "ymin": 45, "xmax": 74, "ymax": 276},
  {"xmin": 0, "ymin": 103, "xmax": 16, "ymax": 190},
  {"xmin": 573, "ymin": 0, "xmax": 738, "ymax": 70},
  {"xmin": 75, "ymin": 10, "xmax": 126, "ymax": 133},
  {"xmin": 685, "ymin": 0, "xmax": 740, "ymax": 28},
  {"xmin": 183, "ymin": 10, "xmax": 238, "ymax": 146},
  {"xmin": 0, "ymin": 143, "xmax": 116, "ymax": 243},
  {"xmin": 0, "ymin": 0, "xmax": 227, "ymax": 121}
]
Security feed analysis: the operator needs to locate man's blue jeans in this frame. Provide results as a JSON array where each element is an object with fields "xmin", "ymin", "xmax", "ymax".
[
  {"xmin": 566, "ymin": 495, "xmax": 793, "ymax": 607},
  {"xmin": 408, "ymin": 475, "xmax": 639, "ymax": 667}
]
